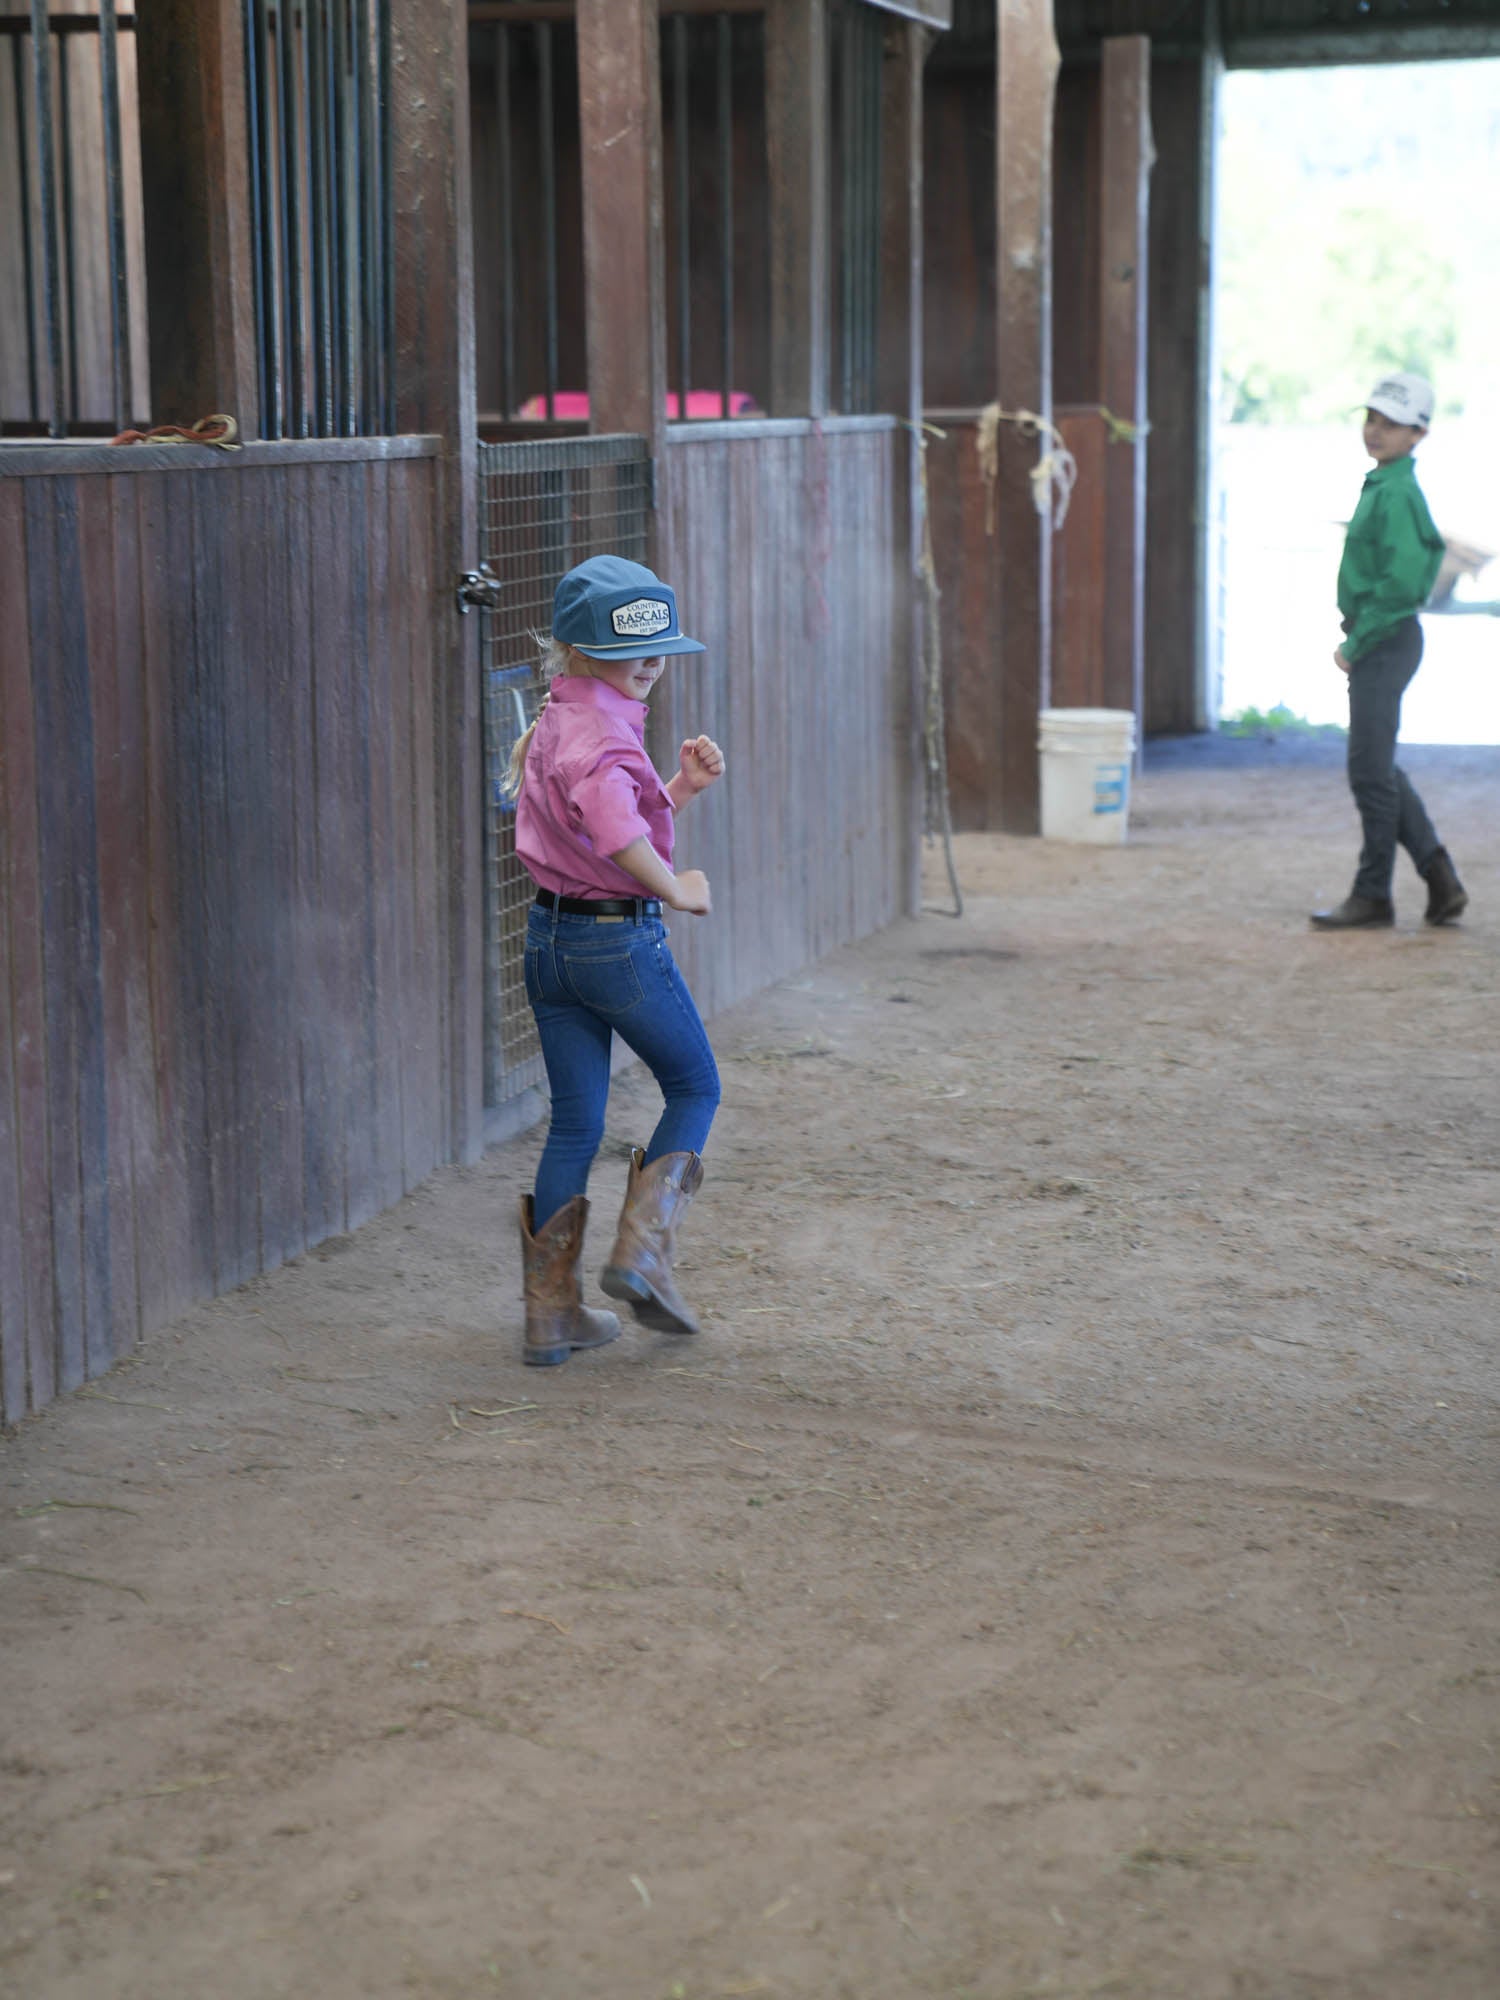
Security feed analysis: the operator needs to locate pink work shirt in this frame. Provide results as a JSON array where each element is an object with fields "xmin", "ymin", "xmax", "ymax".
[{"xmin": 514, "ymin": 676, "xmax": 676, "ymax": 899}]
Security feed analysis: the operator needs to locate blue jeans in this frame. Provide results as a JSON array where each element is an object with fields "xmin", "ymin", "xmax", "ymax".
[
  {"xmin": 1346, "ymin": 617, "xmax": 1440, "ymax": 900},
  {"xmin": 524, "ymin": 903, "xmax": 720, "ymax": 1230}
]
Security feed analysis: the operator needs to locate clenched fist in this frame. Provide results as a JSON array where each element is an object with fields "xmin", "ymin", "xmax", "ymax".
[{"xmin": 679, "ymin": 735, "xmax": 726, "ymax": 795}]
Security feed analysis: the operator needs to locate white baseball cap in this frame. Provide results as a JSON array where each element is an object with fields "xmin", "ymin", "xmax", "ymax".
[{"xmin": 1365, "ymin": 372, "xmax": 1434, "ymax": 430}]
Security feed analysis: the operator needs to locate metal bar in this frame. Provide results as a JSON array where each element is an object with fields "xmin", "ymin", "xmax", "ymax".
[
  {"xmin": 671, "ymin": 12, "xmax": 689, "ymax": 416},
  {"xmin": 97, "ymin": 0, "xmax": 133, "ymax": 431},
  {"xmin": 333, "ymin": 0, "xmax": 356, "ymax": 434},
  {"xmin": 352, "ymin": 0, "xmax": 376, "ymax": 434},
  {"xmin": 717, "ymin": 12, "xmax": 732, "ymax": 417},
  {"xmin": 11, "ymin": 38, "xmax": 41, "ymax": 424},
  {"xmin": 264, "ymin": 0, "xmax": 291, "ymax": 435},
  {"xmin": 496, "ymin": 23, "xmax": 517, "ymax": 419},
  {"xmin": 838, "ymin": 3, "xmax": 853, "ymax": 414},
  {"xmin": 57, "ymin": 22, "xmax": 78, "ymax": 424},
  {"xmin": 346, "ymin": 0, "xmax": 366, "ymax": 434},
  {"xmin": 862, "ymin": 4, "xmax": 880, "ymax": 411},
  {"xmin": 377, "ymin": 0, "xmax": 395, "ymax": 432},
  {"xmin": 245, "ymin": 0, "xmax": 278, "ymax": 436},
  {"xmin": 277, "ymin": 0, "xmax": 307, "ymax": 436},
  {"xmin": 544, "ymin": 20, "xmax": 560, "ymax": 418},
  {"xmin": 28, "ymin": 1, "xmax": 65, "ymax": 436},
  {"xmin": 326, "ymin": 0, "xmax": 346, "ymax": 436},
  {"xmin": 305, "ymin": 0, "xmax": 330, "ymax": 434}
]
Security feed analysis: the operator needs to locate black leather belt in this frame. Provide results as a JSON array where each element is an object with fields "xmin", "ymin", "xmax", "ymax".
[{"xmin": 534, "ymin": 888, "xmax": 662, "ymax": 919}]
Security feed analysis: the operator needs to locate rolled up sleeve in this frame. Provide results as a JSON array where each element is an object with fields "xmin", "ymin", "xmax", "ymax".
[{"xmin": 569, "ymin": 751, "xmax": 653, "ymax": 858}]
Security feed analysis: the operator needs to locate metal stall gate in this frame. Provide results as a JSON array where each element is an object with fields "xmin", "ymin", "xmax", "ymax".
[{"xmin": 477, "ymin": 433, "xmax": 653, "ymax": 1111}]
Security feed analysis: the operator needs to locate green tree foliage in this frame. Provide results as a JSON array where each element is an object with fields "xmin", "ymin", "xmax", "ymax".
[
  {"xmin": 1215, "ymin": 64, "xmax": 1497, "ymax": 428},
  {"xmin": 1220, "ymin": 194, "xmax": 1458, "ymax": 426}
]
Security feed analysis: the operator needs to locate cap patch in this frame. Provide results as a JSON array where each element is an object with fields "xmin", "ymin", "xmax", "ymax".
[{"xmin": 611, "ymin": 596, "xmax": 672, "ymax": 639}]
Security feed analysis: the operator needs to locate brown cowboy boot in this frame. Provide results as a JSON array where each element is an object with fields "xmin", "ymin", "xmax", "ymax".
[
  {"xmin": 519, "ymin": 1195, "xmax": 621, "ymax": 1367},
  {"xmin": 1420, "ymin": 847, "xmax": 1467, "ymax": 926},
  {"xmin": 600, "ymin": 1148, "xmax": 705, "ymax": 1336}
]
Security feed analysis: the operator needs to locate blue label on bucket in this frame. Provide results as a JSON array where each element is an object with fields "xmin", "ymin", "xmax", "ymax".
[{"xmin": 1093, "ymin": 763, "xmax": 1129, "ymax": 815}]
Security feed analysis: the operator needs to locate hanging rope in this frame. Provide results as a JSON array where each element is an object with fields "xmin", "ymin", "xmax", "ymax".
[
  {"xmin": 904, "ymin": 419, "xmax": 962, "ymax": 921},
  {"xmin": 975, "ymin": 401, "xmax": 1077, "ymax": 533},
  {"xmin": 108, "ymin": 414, "xmax": 242, "ymax": 451}
]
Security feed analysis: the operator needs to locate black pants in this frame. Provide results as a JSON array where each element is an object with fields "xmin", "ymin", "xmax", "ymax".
[{"xmin": 1346, "ymin": 618, "xmax": 1440, "ymax": 901}]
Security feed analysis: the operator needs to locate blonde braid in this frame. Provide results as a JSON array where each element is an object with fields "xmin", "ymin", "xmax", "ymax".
[{"xmin": 501, "ymin": 635, "xmax": 577, "ymax": 800}]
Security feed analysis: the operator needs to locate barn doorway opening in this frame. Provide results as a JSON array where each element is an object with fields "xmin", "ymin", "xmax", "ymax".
[{"xmin": 1211, "ymin": 56, "xmax": 1500, "ymax": 746}]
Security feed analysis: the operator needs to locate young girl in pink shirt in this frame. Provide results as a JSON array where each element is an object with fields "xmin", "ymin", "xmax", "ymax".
[{"xmin": 504, "ymin": 555, "xmax": 725, "ymax": 1366}]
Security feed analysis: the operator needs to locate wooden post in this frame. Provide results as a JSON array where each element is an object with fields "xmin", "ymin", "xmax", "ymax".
[
  {"xmin": 1146, "ymin": 39, "xmax": 1219, "ymax": 735},
  {"xmin": 135, "ymin": 0, "xmax": 259, "ymax": 433},
  {"xmin": 576, "ymin": 0, "xmax": 667, "ymax": 452},
  {"xmin": 1098, "ymin": 35, "xmax": 1151, "ymax": 734},
  {"xmin": 765, "ymin": 0, "xmax": 830, "ymax": 418},
  {"xmin": 877, "ymin": 20, "xmax": 929, "ymax": 913},
  {"xmin": 389, "ymin": 0, "xmax": 484, "ymax": 1164},
  {"xmin": 994, "ymin": 0, "xmax": 1060, "ymax": 834}
]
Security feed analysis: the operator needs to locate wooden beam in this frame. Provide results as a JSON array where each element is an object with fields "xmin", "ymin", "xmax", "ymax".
[
  {"xmin": 765, "ymin": 0, "xmax": 830, "ymax": 418},
  {"xmin": 134, "ymin": 0, "xmax": 258, "ymax": 432},
  {"xmin": 994, "ymin": 0, "xmax": 1059, "ymax": 834},
  {"xmin": 1144, "ymin": 42, "xmax": 1218, "ymax": 735},
  {"xmin": 576, "ymin": 0, "xmax": 667, "ymax": 449},
  {"xmin": 389, "ymin": 0, "xmax": 484, "ymax": 1163},
  {"xmin": 1098, "ymin": 35, "xmax": 1151, "ymax": 733}
]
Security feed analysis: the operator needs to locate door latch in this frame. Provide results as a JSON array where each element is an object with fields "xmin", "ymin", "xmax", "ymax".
[{"xmin": 455, "ymin": 562, "xmax": 503, "ymax": 615}]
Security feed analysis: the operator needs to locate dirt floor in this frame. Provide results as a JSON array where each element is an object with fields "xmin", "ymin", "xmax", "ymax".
[{"xmin": 4, "ymin": 740, "xmax": 1498, "ymax": 2000}]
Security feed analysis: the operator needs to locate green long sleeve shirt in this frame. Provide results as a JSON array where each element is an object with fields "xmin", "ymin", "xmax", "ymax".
[{"xmin": 1336, "ymin": 453, "xmax": 1445, "ymax": 664}]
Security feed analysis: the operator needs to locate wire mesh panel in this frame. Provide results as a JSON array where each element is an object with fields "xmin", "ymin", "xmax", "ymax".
[{"xmin": 478, "ymin": 433, "xmax": 653, "ymax": 1108}]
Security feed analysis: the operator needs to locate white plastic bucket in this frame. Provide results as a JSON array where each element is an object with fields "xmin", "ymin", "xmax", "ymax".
[{"xmin": 1038, "ymin": 707, "xmax": 1137, "ymax": 845}]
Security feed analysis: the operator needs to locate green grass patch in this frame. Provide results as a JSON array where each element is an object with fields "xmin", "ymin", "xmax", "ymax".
[{"xmin": 1221, "ymin": 703, "xmax": 1346, "ymax": 740}]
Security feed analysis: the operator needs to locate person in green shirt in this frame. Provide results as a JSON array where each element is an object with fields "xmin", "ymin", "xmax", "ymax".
[{"xmin": 1311, "ymin": 371, "xmax": 1468, "ymax": 930}]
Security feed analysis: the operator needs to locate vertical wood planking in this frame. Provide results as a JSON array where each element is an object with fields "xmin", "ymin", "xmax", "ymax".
[
  {"xmin": 133, "ymin": 472, "xmax": 191, "ymax": 1332},
  {"xmin": 191, "ymin": 468, "xmax": 250, "ymax": 1290},
  {"xmin": 0, "ymin": 484, "xmax": 28, "ymax": 1416},
  {"xmin": 660, "ymin": 423, "xmax": 903, "ymax": 1006},
  {"xmin": 365, "ymin": 459, "xmax": 405, "ymax": 1213},
  {"xmin": 1050, "ymin": 410, "xmax": 1108, "ymax": 710},
  {"xmin": 25, "ymin": 477, "xmax": 112, "ymax": 1394},
  {"xmin": 0, "ymin": 479, "xmax": 53, "ymax": 1420},
  {"xmin": 78, "ymin": 471, "xmax": 141, "ymax": 1362},
  {"xmin": 317, "ymin": 461, "xmax": 357, "ymax": 1233},
  {"xmin": 257, "ymin": 465, "xmax": 308, "ymax": 1269},
  {"xmin": 925, "ymin": 418, "xmax": 1003, "ymax": 832},
  {"xmin": 387, "ymin": 462, "xmax": 420, "ymax": 1186},
  {"xmin": 294, "ymin": 463, "xmax": 337, "ymax": 1243},
  {"xmin": 402, "ymin": 459, "xmax": 442, "ymax": 1183},
  {"xmin": 1, "ymin": 449, "xmax": 449, "ymax": 1419}
]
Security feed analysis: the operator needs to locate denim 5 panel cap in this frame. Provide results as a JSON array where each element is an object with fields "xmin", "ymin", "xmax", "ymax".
[{"xmin": 552, "ymin": 555, "xmax": 706, "ymax": 660}]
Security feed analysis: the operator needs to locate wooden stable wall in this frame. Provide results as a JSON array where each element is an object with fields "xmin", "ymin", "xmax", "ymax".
[
  {"xmin": 922, "ymin": 413, "xmax": 999, "ymax": 831},
  {"xmin": 0, "ymin": 439, "xmax": 449, "ymax": 1422},
  {"xmin": 656, "ymin": 417, "xmax": 909, "ymax": 1016}
]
